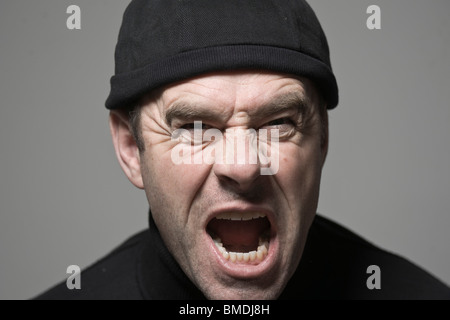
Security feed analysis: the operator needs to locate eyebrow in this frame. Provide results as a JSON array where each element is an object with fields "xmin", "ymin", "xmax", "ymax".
[
  {"xmin": 164, "ymin": 91, "xmax": 310, "ymax": 126},
  {"xmin": 248, "ymin": 92, "xmax": 309, "ymax": 122},
  {"xmin": 165, "ymin": 102, "xmax": 224, "ymax": 126}
]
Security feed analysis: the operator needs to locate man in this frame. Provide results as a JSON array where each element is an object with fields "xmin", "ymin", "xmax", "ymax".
[{"xmin": 37, "ymin": 0, "xmax": 449, "ymax": 300}]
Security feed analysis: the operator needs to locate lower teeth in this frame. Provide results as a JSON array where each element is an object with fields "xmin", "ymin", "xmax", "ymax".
[{"xmin": 213, "ymin": 236, "xmax": 270, "ymax": 264}]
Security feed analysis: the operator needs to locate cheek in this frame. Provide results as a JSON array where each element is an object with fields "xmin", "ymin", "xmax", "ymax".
[
  {"xmin": 141, "ymin": 143, "xmax": 212, "ymax": 223},
  {"xmin": 272, "ymin": 142, "xmax": 323, "ymax": 276},
  {"xmin": 140, "ymin": 143, "xmax": 214, "ymax": 267},
  {"xmin": 276, "ymin": 142, "xmax": 323, "ymax": 217},
  {"xmin": 277, "ymin": 145, "xmax": 322, "ymax": 188}
]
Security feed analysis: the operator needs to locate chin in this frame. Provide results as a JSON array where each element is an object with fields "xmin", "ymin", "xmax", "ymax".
[{"xmin": 203, "ymin": 284, "xmax": 284, "ymax": 300}]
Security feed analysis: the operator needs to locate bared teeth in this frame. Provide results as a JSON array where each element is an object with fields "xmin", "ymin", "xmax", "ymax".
[
  {"xmin": 210, "ymin": 211, "xmax": 271, "ymax": 263},
  {"xmin": 212, "ymin": 233, "xmax": 270, "ymax": 264},
  {"xmin": 215, "ymin": 212, "xmax": 267, "ymax": 221}
]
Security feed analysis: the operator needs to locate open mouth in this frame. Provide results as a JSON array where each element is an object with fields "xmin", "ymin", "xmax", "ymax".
[{"xmin": 206, "ymin": 212, "xmax": 272, "ymax": 264}]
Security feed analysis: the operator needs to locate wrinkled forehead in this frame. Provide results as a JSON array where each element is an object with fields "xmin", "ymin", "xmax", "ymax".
[{"xmin": 145, "ymin": 71, "xmax": 321, "ymax": 119}]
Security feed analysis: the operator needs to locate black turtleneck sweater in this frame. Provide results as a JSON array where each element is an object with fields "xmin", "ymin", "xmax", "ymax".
[{"xmin": 35, "ymin": 213, "xmax": 450, "ymax": 300}]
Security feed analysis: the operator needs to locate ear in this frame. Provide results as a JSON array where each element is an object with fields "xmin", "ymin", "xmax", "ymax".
[
  {"xmin": 321, "ymin": 129, "xmax": 329, "ymax": 168},
  {"xmin": 320, "ymin": 112, "xmax": 329, "ymax": 169},
  {"xmin": 109, "ymin": 110, "xmax": 144, "ymax": 189}
]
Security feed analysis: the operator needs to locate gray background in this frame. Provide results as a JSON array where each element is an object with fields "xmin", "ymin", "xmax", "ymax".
[{"xmin": 0, "ymin": 0, "xmax": 448, "ymax": 300}]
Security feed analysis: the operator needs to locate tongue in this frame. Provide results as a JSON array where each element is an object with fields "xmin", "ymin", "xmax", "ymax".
[{"xmin": 208, "ymin": 217, "xmax": 270, "ymax": 252}]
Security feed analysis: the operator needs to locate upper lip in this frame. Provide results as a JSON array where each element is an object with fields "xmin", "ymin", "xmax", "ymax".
[{"xmin": 204, "ymin": 203, "xmax": 277, "ymax": 234}]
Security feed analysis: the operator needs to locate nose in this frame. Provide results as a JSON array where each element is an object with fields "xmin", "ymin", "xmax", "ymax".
[{"xmin": 212, "ymin": 129, "xmax": 261, "ymax": 193}]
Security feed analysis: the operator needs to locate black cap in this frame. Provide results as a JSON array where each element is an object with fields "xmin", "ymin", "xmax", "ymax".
[{"xmin": 105, "ymin": 0, "xmax": 338, "ymax": 110}]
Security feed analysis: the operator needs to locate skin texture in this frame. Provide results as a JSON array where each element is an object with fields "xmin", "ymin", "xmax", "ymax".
[{"xmin": 109, "ymin": 71, "xmax": 328, "ymax": 299}]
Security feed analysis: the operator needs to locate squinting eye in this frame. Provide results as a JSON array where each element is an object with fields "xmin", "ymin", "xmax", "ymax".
[
  {"xmin": 173, "ymin": 122, "xmax": 215, "ymax": 145},
  {"xmin": 180, "ymin": 122, "xmax": 212, "ymax": 131},
  {"xmin": 264, "ymin": 118, "xmax": 295, "ymax": 128}
]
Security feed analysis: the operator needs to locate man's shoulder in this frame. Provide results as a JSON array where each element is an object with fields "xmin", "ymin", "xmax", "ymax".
[
  {"xmin": 34, "ymin": 230, "xmax": 148, "ymax": 300},
  {"xmin": 287, "ymin": 214, "xmax": 450, "ymax": 299}
]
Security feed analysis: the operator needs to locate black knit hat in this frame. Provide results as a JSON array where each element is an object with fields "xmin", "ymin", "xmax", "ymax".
[{"xmin": 105, "ymin": 0, "xmax": 338, "ymax": 110}]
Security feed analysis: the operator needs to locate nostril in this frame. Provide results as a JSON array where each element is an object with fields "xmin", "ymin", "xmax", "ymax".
[
  {"xmin": 217, "ymin": 175, "xmax": 236, "ymax": 186},
  {"xmin": 216, "ymin": 170, "xmax": 261, "ymax": 193},
  {"xmin": 213, "ymin": 162, "xmax": 261, "ymax": 192}
]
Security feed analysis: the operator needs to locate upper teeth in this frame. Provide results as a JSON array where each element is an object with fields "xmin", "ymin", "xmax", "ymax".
[{"xmin": 215, "ymin": 212, "xmax": 266, "ymax": 221}]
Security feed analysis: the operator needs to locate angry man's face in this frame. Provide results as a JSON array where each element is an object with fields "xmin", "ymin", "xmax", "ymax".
[{"xmin": 110, "ymin": 71, "xmax": 328, "ymax": 299}]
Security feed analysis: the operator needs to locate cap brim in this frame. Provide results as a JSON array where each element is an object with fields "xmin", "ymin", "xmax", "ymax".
[{"xmin": 105, "ymin": 45, "xmax": 338, "ymax": 110}]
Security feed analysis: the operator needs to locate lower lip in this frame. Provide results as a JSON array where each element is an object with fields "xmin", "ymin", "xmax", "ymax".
[{"xmin": 205, "ymin": 231, "xmax": 279, "ymax": 279}]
